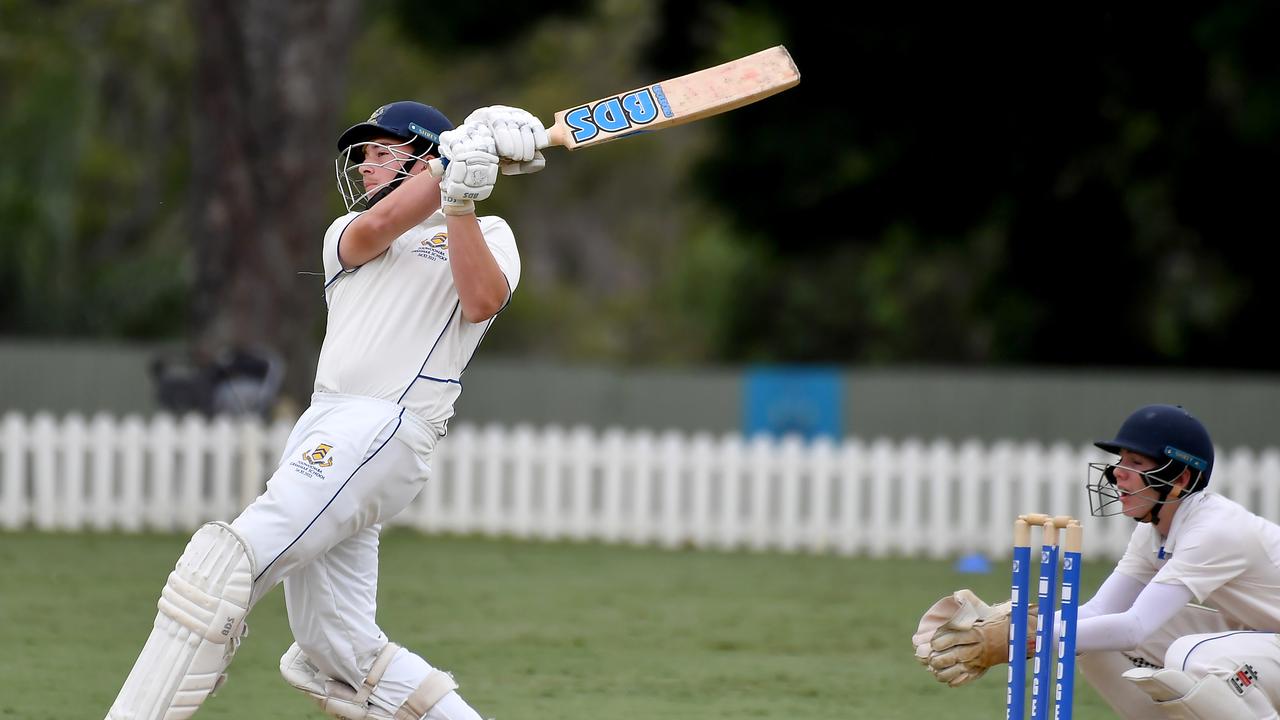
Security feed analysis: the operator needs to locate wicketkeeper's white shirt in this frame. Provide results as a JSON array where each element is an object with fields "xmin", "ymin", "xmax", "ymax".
[
  {"xmin": 1116, "ymin": 491, "xmax": 1280, "ymax": 631},
  {"xmin": 313, "ymin": 210, "xmax": 520, "ymax": 430}
]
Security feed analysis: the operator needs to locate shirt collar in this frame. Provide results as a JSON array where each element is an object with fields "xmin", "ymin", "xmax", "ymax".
[{"xmin": 1152, "ymin": 490, "xmax": 1209, "ymax": 558}]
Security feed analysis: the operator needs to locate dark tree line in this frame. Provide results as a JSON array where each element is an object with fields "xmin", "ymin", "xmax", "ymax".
[{"xmin": 3, "ymin": 1, "xmax": 1276, "ymax": 401}]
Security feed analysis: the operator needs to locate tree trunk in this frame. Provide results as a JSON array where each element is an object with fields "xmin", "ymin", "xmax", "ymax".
[{"xmin": 187, "ymin": 0, "xmax": 359, "ymax": 410}]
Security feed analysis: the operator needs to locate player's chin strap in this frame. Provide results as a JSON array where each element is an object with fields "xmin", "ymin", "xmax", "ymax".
[
  {"xmin": 1140, "ymin": 483, "xmax": 1182, "ymax": 526},
  {"xmin": 1134, "ymin": 463, "xmax": 1201, "ymax": 527},
  {"xmin": 281, "ymin": 641, "xmax": 458, "ymax": 720}
]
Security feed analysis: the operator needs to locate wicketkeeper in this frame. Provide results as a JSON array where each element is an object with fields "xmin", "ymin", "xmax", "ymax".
[{"xmin": 913, "ymin": 404, "xmax": 1280, "ymax": 719}]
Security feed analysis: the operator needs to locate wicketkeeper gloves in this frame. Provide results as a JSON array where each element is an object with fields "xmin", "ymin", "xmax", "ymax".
[{"xmin": 912, "ymin": 588, "xmax": 1038, "ymax": 687}]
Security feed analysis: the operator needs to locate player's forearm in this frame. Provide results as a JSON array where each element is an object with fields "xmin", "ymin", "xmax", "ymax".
[
  {"xmin": 1078, "ymin": 571, "xmax": 1146, "ymax": 620},
  {"xmin": 1074, "ymin": 581, "xmax": 1193, "ymax": 653},
  {"xmin": 340, "ymin": 172, "xmax": 443, "ymax": 267},
  {"xmin": 446, "ymin": 215, "xmax": 509, "ymax": 323}
]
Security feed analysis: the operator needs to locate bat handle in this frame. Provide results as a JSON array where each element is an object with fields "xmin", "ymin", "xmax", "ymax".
[{"xmin": 426, "ymin": 157, "xmax": 531, "ymax": 178}]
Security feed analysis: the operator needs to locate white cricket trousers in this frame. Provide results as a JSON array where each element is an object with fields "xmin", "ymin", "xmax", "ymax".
[
  {"xmin": 1079, "ymin": 603, "xmax": 1280, "ymax": 719},
  {"xmin": 230, "ymin": 392, "xmax": 451, "ymax": 714}
]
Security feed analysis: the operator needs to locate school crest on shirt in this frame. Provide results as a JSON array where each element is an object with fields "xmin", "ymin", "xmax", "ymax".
[
  {"xmin": 413, "ymin": 232, "xmax": 449, "ymax": 262},
  {"xmin": 291, "ymin": 443, "xmax": 335, "ymax": 478}
]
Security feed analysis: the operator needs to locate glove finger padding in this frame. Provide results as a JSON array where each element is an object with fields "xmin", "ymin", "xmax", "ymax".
[
  {"xmin": 932, "ymin": 660, "xmax": 989, "ymax": 688},
  {"xmin": 465, "ymin": 105, "xmax": 549, "ymax": 171},
  {"xmin": 499, "ymin": 152, "xmax": 546, "ymax": 176},
  {"xmin": 925, "ymin": 601, "xmax": 1039, "ymax": 688},
  {"xmin": 912, "ymin": 588, "xmax": 992, "ymax": 663},
  {"xmin": 913, "ymin": 589, "xmax": 992, "ymax": 647},
  {"xmin": 916, "ymin": 589, "xmax": 993, "ymax": 671},
  {"xmin": 438, "ymin": 122, "xmax": 499, "ymax": 213}
]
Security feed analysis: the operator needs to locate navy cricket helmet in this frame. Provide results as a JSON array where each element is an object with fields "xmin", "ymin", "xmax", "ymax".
[
  {"xmin": 334, "ymin": 101, "xmax": 454, "ymax": 210},
  {"xmin": 1094, "ymin": 404, "xmax": 1214, "ymax": 486},
  {"xmin": 337, "ymin": 101, "xmax": 453, "ymax": 161},
  {"xmin": 1086, "ymin": 404, "xmax": 1215, "ymax": 520}
]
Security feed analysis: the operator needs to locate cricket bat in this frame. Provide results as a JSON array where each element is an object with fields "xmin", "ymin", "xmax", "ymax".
[{"xmin": 428, "ymin": 45, "xmax": 800, "ymax": 176}]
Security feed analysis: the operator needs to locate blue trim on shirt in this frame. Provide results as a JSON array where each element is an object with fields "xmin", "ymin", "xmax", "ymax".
[
  {"xmin": 322, "ymin": 215, "xmax": 363, "ymax": 306},
  {"xmin": 397, "ymin": 300, "xmax": 461, "ymax": 405},
  {"xmin": 417, "ymin": 375, "xmax": 462, "ymax": 386}
]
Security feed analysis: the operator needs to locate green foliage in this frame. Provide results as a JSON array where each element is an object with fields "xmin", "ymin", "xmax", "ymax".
[
  {"xmin": 651, "ymin": 3, "xmax": 1280, "ymax": 367},
  {"xmin": 0, "ymin": 0, "xmax": 192, "ymax": 338},
  {"xmin": 0, "ymin": 530, "xmax": 1115, "ymax": 718},
  {"xmin": 3, "ymin": 0, "xmax": 1278, "ymax": 369}
]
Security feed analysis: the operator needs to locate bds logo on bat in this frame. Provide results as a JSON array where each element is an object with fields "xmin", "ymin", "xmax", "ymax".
[{"xmin": 565, "ymin": 84, "xmax": 675, "ymax": 143}]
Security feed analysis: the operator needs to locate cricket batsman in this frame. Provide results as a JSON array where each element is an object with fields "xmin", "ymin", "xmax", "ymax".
[
  {"xmin": 912, "ymin": 404, "xmax": 1280, "ymax": 719},
  {"xmin": 104, "ymin": 99, "xmax": 547, "ymax": 720}
]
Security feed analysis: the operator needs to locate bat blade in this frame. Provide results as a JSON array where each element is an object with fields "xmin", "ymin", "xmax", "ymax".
[
  {"xmin": 549, "ymin": 45, "xmax": 801, "ymax": 150},
  {"xmin": 426, "ymin": 46, "xmax": 800, "ymax": 177}
]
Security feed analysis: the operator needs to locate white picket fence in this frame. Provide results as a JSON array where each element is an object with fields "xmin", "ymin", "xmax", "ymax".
[{"xmin": 3, "ymin": 412, "xmax": 1279, "ymax": 561}]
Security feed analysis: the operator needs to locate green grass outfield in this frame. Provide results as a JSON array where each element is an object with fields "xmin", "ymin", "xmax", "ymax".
[{"xmin": 0, "ymin": 531, "xmax": 1114, "ymax": 719}]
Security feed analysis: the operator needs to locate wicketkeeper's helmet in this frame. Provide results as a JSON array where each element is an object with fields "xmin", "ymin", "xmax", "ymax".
[{"xmin": 1086, "ymin": 404, "xmax": 1214, "ymax": 518}]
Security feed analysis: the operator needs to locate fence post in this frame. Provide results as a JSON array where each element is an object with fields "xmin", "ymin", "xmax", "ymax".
[
  {"xmin": 568, "ymin": 426, "xmax": 594, "ymax": 541},
  {"xmin": 31, "ymin": 413, "xmax": 57, "ymax": 531},
  {"xmin": 899, "ymin": 439, "xmax": 924, "ymax": 557},
  {"xmin": 178, "ymin": 414, "xmax": 206, "ymax": 530},
  {"xmin": 688, "ymin": 432, "xmax": 715, "ymax": 550},
  {"xmin": 1261, "ymin": 450, "xmax": 1280, "ymax": 523},
  {"xmin": 89, "ymin": 413, "xmax": 117, "ymax": 531},
  {"xmin": 746, "ymin": 435, "xmax": 773, "ymax": 552},
  {"xmin": 62, "ymin": 414, "xmax": 87, "ymax": 531},
  {"xmin": 956, "ymin": 440, "xmax": 985, "ymax": 556},
  {"xmin": 778, "ymin": 436, "xmax": 804, "ymax": 553},
  {"xmin": 1, "ymin": 414, "xmax": 28, "ymax": 530},
  {"xmin": 629, "ymin": 430, "xmax": 656, "ymax": 546},
  {"xmin": 540, "ymin": 426, "xmax": 566, "ymax": 541},
  {"xmin": 448, "ymin": 424, "xmax": 477, "ymax": 534},
  {"xmin": 149, "ymin": 415, "xmax": 178, "ymax": 531},
  {"xmin": 508, "ymin": 424, "xmax": 534, "ymax": 540},
  {"xmin": 836, "ymin": 439, "xmax": 865, "ymax": 556},
  {"xmin": 208, "ymin": 416, "xmax": 235, "ymax": 521},
  {"xmin": 868, "ymin": 439, "xmax": 895, "ymax": 558},
  {"xmin": 717, "ymin": 434, "xmax": 744, "ymax": 551},
  {"xmin": 806, "ymin": 437, "xmax": 835, "ymax": 553},
  {"xmin": 926, "ymin": 440, "xmax": 954, "ymax": 559},
  {"xmin": 658, "ymin": 431, "xmax": 685, "ymax": 549},
  {"xmin": 238, "ymin": 416, "xmax": 264, "ymax": 511},
  {"xmin": 480, "ymin": 424, "xmax": 506, "ymax": 538}
]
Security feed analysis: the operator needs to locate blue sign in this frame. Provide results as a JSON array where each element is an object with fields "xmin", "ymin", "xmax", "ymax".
[{"xmin": 743, "ymin": 366, "xmax": 843, "ymax": 440}]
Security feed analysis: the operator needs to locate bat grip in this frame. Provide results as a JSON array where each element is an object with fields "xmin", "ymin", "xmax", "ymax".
[{"xmin": 427, "ymin": 156, "xmax": 532, "ymax": 178}]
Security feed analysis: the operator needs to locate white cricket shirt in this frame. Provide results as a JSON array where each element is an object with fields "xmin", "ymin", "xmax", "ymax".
[
  {"xmin": 313, "ymin": 211, "xmax": 520, "ymax": 430},
  {"xmin": 1115, "ymin": 491, "xmax": 1280, "ymax": 631}
]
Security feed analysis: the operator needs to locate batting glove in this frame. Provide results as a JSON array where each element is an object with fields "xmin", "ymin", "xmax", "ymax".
[
  {"xmin": 438, "ymin": 122, "xmax": 500, "ymax": 216},
  {"xmin": 465, "ymin": 105, "xmax": 548, "ymax": 175}
]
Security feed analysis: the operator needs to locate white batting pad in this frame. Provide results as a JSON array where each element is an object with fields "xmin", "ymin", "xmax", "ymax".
[
  {"xmin": 106, "ymin": 522, "xmax": 256, "ymax": 720},
  {"xmin": 1124, "ymin": 668, "xmax": 1257, "ymax": 720},
  {"xmin": 282, "ymin": 641, "xmax": 398, "ymax": 719},
  {"xmin": 281, "ymin": 641, "xmax": 459, "ymax": 720}
]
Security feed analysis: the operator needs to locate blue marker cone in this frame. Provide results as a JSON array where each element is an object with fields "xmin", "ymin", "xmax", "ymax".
[{"xmin": 954, "ymin": 552, "xmax": 991, "ymax": 574}]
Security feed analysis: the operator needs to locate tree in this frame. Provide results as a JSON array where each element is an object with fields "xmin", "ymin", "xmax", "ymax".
[{"xmin": 186, "ymin": 0, "xmax": 361, "ymax": 400}]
